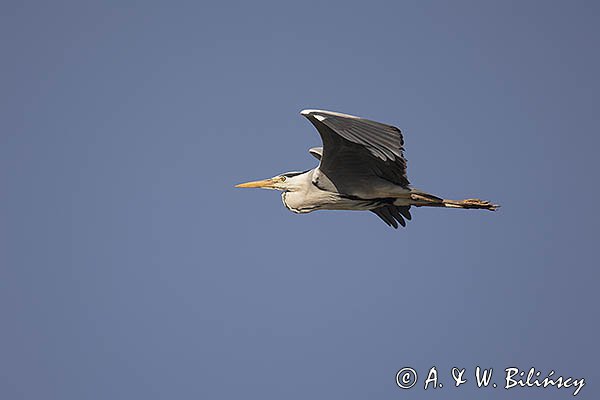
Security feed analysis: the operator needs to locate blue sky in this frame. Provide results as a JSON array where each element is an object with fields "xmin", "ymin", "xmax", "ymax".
[{"xmin": 1, "ymin": 1, "xmax": 599, "ymax": 399}]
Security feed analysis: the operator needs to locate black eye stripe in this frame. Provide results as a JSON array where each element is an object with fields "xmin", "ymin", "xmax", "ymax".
[{"xmin": 282, "ymin": 169, "xmax": 309, "ymax": 178}]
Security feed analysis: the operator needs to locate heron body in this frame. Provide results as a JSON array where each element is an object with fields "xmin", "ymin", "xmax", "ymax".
[
  {"xmin": 280, "ymin": 170, "xmax": 403, "ymax": 213},
  {"xmin": 236, "ymin": 109, "xmax": 497, "ymax": 229}
]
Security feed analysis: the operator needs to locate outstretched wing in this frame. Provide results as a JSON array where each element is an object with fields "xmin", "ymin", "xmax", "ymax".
[{"xmin": 301, "ymin": 109, "xmax": 409, "ymax": 195}]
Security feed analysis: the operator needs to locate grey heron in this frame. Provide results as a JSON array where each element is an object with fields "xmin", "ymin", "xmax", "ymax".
[{"xmin": 236, "ymin": 109, "xmax": 498, "ymax": 229}]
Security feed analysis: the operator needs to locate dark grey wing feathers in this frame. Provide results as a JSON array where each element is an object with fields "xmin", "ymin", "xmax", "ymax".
[
  {"xmin": 301, "ymin": 110, "xmax": 409, "ymax": 188},
  {"xmin": 372, "ymin": 206, "xmax": 399, "ymax": 228},
  {"xmin": 371, "ymin": 205, "xmax": 411, "ymax": 229},
  {"xmin": 319, "ymin": 114, "xmax": 405, "ymax": 160}
]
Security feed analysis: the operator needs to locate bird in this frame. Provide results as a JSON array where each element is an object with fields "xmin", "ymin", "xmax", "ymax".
[{"xmin": 235, "ymin": 109, "xmax": 498, "ymax": 229}]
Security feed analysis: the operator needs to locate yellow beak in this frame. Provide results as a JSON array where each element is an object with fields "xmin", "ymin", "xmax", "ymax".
[{"xmin": 235, "ymin": 178, "xmax": 277, "ymax": 189}]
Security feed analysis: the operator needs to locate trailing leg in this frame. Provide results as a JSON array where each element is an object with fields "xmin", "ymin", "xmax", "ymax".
[{"xmin": 409, "ymin": 193, "xmax": 499, "ymax": 211}]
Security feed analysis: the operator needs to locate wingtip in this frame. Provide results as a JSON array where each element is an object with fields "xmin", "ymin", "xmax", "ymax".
[
  {"xmin": 300, "ymin": 108, "xmax": 361, "ymax": 120},
  {"xmin": 300, "ymin": 109, "xmax": 329, "ymax": 122},
  {"xmin": 300, "ymin": 109, "xmax": 317, "ymax": 116}
]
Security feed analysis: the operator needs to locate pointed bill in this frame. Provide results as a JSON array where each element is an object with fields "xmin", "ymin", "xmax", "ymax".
[{"xmin": 235, "ymin": 178, "xmax": 277, "ymax": 188}]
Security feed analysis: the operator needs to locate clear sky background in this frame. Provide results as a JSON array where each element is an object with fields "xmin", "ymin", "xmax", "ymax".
[{"xmin": 1, "ymin": 1, "xmax": 599, "ymax": 399}]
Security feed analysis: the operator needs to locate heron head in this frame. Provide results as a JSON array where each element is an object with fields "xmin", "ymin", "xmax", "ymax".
[{"xmin": 235, "ymin": 171, "xmax": 309, "ymax": 192}]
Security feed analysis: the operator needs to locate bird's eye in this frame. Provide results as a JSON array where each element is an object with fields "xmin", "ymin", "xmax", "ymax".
[{"xmin": 280, "ymin": 176, "xmax": 286, "ymax": 182}]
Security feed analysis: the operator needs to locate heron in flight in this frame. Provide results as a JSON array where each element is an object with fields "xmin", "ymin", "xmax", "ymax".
[{"xmin": 236, "ymin": 109, "xmax": 498, "ymax": 229}]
